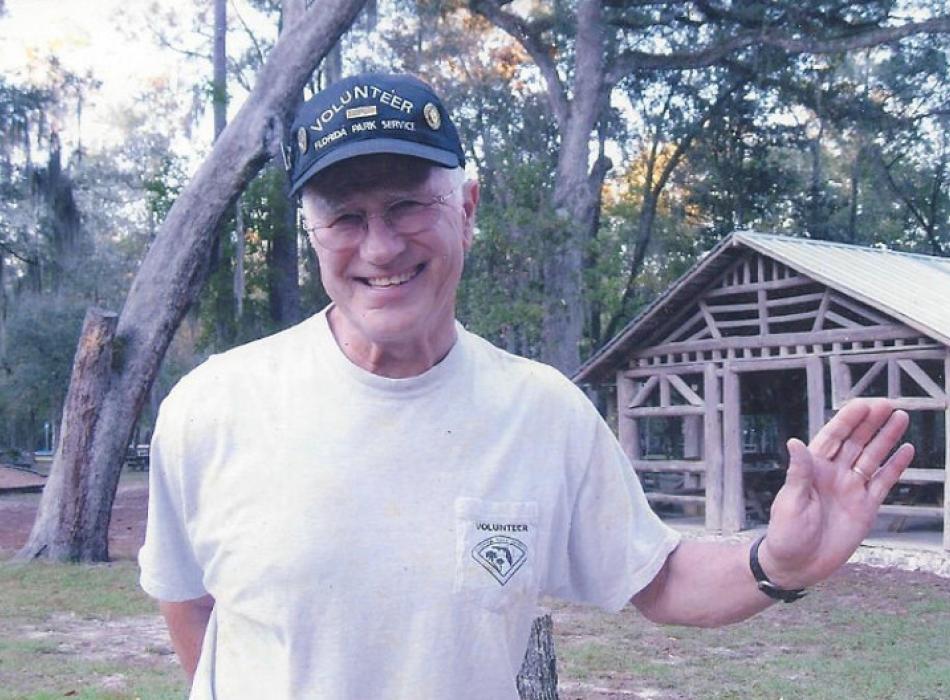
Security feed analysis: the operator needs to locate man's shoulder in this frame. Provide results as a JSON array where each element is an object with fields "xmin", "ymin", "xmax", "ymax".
[
  {"xmin": 165, "ymin": 313, "xmax": 323, "ymax": 406},
  {"xmin": 463, "ymin": 331, "xmax": 591, "ymax": 407}
]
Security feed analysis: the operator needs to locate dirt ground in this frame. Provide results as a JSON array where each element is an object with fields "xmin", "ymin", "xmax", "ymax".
[{"xmin": 0, "ymin": 478, "xmax": 148, "ymax": 559}]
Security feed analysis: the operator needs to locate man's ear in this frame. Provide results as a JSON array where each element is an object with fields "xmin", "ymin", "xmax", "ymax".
[{"xmin": 460, "ymin": 179, "xmax": 479, "ymax": 251}]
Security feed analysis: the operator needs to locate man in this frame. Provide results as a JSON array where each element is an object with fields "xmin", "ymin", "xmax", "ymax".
[{"xmin": 139, "ymin": 73, "xmax": 915, "ymax": 699}]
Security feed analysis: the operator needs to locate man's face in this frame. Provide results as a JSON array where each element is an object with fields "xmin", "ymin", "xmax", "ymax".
[{"xmin": 301, "ymin": 155, "xmax": 478, "ymax": 353}]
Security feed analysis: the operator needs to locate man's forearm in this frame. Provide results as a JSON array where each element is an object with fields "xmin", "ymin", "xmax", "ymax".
[
  {"xmin": 159, "ymin": 595, "xmax": 215, "ymax": 681},
  {"xmin": 632, "ymin": 540, "xmax": 775, "ymax": 627}
]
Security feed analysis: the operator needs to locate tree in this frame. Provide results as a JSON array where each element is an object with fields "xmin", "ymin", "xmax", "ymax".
[
  {"xmin": 468, "ymin": 0, "xmax": 950, "ymax": 374},
  {"xmin": 17, "ymin": 0, "xmax": 368, "ymax": 563}
]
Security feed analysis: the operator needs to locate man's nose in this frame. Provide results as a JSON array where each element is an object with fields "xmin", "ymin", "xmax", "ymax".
[{"xmin": 359, "ymin": 215, "xmax": 407, "ymax": 264}]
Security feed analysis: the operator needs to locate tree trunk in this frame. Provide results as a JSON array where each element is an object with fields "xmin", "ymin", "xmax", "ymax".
[
  {"xmin": 16, "ymin": 308, "xmax": 118, "ymax": 561},
  {"xmin": 516, "ymin": 614, "xmax": 559, "ymax": 700},
  {"xmin": 270, "ymin": 169, "xmax": 302, "ymax": 327},
  {"xmin": 16, "ymin": 0, "xmax": 368, "ymax": 563}
]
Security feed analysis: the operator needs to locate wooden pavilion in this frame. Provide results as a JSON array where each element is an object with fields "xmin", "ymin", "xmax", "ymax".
[{"xmin": 575, "ymin": 232, "xmax": 950, "ymax": 550}]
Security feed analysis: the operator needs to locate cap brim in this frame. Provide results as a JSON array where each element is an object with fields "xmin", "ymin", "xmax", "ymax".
[{"xmin": 289, "ymin": 139, "xmax": 461, "ymax": 196}]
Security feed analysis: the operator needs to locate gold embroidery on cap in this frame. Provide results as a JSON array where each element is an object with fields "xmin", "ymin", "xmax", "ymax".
[
  {"xmin": 296, "ymin": 127, "xmax": 308, "ymax": 154},
  {"xmin": 423, "ymin": 103, "xmax": 441, "ymax": 130},
  {"xmin": 346, "ymin": 105, "xmax": 378, "ymax": 120}
]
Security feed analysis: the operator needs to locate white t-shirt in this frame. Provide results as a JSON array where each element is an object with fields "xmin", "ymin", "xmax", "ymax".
[{"xmin": 139, "ymin": 308, "xmax": 680, "ymax": 699}]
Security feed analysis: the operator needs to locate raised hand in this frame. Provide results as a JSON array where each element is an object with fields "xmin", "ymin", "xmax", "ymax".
[{"xmin": 757, "ymin": 398, "xmax": 915, "ymax": 590}]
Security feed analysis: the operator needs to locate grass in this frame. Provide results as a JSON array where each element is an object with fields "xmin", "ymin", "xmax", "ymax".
[
  {"xmin": 552, "ymin": 567, "xmax": 950, "ymax": 699},
  {"xmin": 0, "ymin": 560, "xmax": 188, "ymax": 700},
  {"xmin": 0, "ymin": 557, "xmax": 947, "ymax": 699}
]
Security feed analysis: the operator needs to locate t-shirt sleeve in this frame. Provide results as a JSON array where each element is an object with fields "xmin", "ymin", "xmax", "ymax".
[
  {"xmin": 543, "ymin": 414, "xmax": 681, "ymax": 613},
  {"xmin": 138, "ymin": 396, "xmax": 209, "ymax": 602}
]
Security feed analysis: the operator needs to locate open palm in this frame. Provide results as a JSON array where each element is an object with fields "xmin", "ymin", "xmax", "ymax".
[{"xmin": 759, "ymin": 399, "xmax": 915, "ymax": 589}]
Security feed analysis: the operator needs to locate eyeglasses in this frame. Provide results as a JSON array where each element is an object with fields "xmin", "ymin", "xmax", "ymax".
[{"xmin": 306, "ymin": 184, "xmax": 461, "ymax": 251}]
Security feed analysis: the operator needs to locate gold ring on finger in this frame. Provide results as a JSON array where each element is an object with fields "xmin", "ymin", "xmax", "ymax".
[{"xmin": 850, "ymin": 467, "xmax": 871, "ymax": 483}]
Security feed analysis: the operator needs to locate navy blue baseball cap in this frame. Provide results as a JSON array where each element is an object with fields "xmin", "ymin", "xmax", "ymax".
[{"xmin": 287, "ymin": 73, "xmax": 465, "ymax": 196}]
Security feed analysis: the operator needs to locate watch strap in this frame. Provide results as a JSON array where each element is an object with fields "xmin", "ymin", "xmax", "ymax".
[{"xmin": 749, "ymin": 535, "xmax": 807, "ymax": 603}]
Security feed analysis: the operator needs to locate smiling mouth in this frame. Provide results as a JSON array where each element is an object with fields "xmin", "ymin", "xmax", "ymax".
[{"xmin": 359, "ymin": 263, "xmax": 425, "ymax": 288}]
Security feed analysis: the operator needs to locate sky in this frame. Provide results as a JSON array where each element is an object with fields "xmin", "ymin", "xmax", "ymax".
[{"xmin": 0, "ymin": 0, "xmax": 264, "ymax": 157}]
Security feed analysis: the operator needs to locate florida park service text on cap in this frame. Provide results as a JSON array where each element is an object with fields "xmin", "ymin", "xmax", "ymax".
[{"xmin": 287, "ymin": 73, "xmax": 465, "ymax": 196}]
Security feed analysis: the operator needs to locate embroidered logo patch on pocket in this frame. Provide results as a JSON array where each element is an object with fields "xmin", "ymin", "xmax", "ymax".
[{"xmin": 472, "ymin": 535, "xmax": 527, "ymax": 586}]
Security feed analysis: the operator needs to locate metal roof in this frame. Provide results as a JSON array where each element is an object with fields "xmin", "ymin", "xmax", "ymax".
[{"xmin": 574, "ymin": 231, "xmax": 950, "ymax": 384}]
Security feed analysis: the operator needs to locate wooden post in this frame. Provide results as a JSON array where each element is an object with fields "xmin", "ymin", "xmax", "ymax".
[
  {"xmin": 806, "ymin": 355, "xmax": 825, "ymax": 440},
  {"xmin": 722, "ymin": 364, "xmax": 744, "ymax": 533},
  {"xmin": 704, "ymin": 363, "xmax": 723, "ymax": 531},
  {"xmin": 830, "ymin": 354, "xmax": 850, "ymax": 408},
  {"xmin": 617, "ymin": 372, "xmax": 640, "ymax": 460}
]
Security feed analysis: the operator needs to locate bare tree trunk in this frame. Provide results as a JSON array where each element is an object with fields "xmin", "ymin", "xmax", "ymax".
[
  {"xmin": 516, "ymin": 614, "xmax": 559, "ymax": 700},
  {"xmin": 16, "ymin": 0, "xmax": 368, "ymax": 563},
  {"xmin": 17, "ymin": 309, "xmax": 117, "ymax": 561}
]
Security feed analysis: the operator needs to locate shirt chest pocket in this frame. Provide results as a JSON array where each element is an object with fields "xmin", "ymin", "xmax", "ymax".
[{"xmin": 454, "ymin": 497, "xmax": 540, "ymax": 612}]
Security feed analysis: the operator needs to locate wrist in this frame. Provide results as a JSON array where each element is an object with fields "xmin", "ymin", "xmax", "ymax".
[{"xmin": 749, "ymin": 535, "xmax": 807, "ymax": 603}]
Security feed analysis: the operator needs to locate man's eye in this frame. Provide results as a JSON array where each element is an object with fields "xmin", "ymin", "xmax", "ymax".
[
  {"xmin": 388, "ymin": 200, "xmax": 427, "ymax": 217},
  {"xmin": 331, "ymin": 213, "xmax": 364, "ymax": 229}
]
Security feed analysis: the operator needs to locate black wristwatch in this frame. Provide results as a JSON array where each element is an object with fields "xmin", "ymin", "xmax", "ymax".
[{"xmin": 749, "ymin": 535, "xmax": 807, "ymax": 603}]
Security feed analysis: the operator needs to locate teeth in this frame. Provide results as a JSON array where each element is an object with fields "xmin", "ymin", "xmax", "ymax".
[{"xmin": 366, "ymin": 268, "xmax": 418, "ymax": 287}]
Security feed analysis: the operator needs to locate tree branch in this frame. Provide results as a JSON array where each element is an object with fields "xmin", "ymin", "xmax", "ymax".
[
  {"xmin": 610, "ymin": 15, "xmax": 950, "ymax": 78},
  {"xmin": 469, "ymin": 0, "xmax": 569, "ymax": 126}
]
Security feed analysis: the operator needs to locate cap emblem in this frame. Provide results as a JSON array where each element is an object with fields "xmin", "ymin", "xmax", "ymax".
[
  {"xmin": 423, "ymin": 103, "xmax": 441, "ymax": 130},
  {"xmin": 296, "ymin": 127, "xmax": 308, "ymax": 154}
]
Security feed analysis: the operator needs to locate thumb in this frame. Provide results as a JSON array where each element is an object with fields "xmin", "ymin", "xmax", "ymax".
[{"xmin": 782, "ymin": 438, "xmax": 816, "ymax": 501}]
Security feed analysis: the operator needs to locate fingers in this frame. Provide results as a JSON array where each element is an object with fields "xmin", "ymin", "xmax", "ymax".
[
  {"xmin": 809, "ymin": 399, "xmax": 872, "ymax": 459},
  {"xmin": 781, "ymin": 438, "xmax": 816, "ymax": 509},
  {"xmin": 851, "ymin": 408, "xmax": 911, "ymax": 476},
  {"xmin": 835, "ymin": 400, "xmax": 902, "ymax": 468},
  {"xmin": 868, "ymin": 443, "xmax": 916, "ymax": 504}
]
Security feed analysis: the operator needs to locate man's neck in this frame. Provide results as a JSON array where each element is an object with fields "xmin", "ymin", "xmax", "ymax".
[{"xmin": 326, "ymin": 306, "xmax": 458, "ymax": 378}]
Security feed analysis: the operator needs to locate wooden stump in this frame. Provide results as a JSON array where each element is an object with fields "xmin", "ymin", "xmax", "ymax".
[{"xmin": 517, "ymin": 614, "xmax": 559, "ymax": 700}]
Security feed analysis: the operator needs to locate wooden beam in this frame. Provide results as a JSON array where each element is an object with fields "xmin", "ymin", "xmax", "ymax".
[
  {"xmin": 704, "ymin": 363, "xmax": 723, "ymax": 531},
  {"xmin": 831, "ymin": 355, "xmax": 848, "ymax": 410},
  {"xmin": 828, "ymin": 292, "xmax": 891, "ymax": 326},
  {"xmin": 886, "ymin": 397, "xmax": 947, "ymax": 411},
  {"xmin": 632, "ymin": 460, "xmax": 706, "ymax": 473},
  {"xmin": 897, "ymin": 359, "xmax": 946, "ymax": 400},
  {"xmin": 806, "ymin": 356, "xmax": 825, "ymax": 440},
  {"xmin": 879, "ymin": 504, "xmax": 945, "ymax": 519},
  {"xmin": 730, "ymin": 357, "xmax": 809, "ymax": 372},
  {"xmin": 633, "ymin": 325, "xmax": 920, "ymax": 359},
  {"xmin": 624, "ymin": 364, "xmax": 711, "ymax": 379},
  {"xmin": 722, "ymin": 366, "xmax": 744, "ymax": 533},
  {"xmin": 824, "ymin": 310, "xmax": 862, "ymax": 329},
  {"xmin": 705, "ymin": 275, "xmax": 815, "ymax": 298},
  {"xmin": 838, "ymin": 348, "xmax": 946, "ymax": 364},
  {"xmin": 659, "ymin": 375, "xmax": 671, "ymax": 407},
  {"xmin": 629, "ymin": 375, "xmax": 659, "ymax": 408},
  {"xmin": 849, "ymin": 360, "xmax": 886, "ymax": 399},
  {"xmin": 699, "ymin": 301, "xmax": 722, "ymax": 339},
  {"xmin": 767, "ymin": 310, "xmax": 826, "ymax": 326},
  {"xmin": 658, "ymin": 308, "xmax": 705, "ymax": 345},
  {"xmin": 617, "ymin": 372, "xmax": 639, "ymax": 460},
  {"xmin": 668, "ymin": 373, "xmax": 704, "ymax": 407},
  {"xmin": 757, "ymin": 289, "xmax": 769, "ymax": 335},
  {"xmin": 888, "ymin": 358, "xmax": 901, "ymax": 399},
  {"xmin": 900, "ymin": 468, "xmax": 946, "ymax": 483},
  {"xmin": 812, "ymin": 290, "xmax": 830, "ymax": 331},
  {"xmin": 767, "ymin": 292, "xmax": 827, "ymax": 308},
  {"xmin": 645, "ymin": 492, "xmax": 706, "ymax": 506},
  {"xmin": 626, "ymin": 405, "xmax": 706, "ymax": 418}
]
